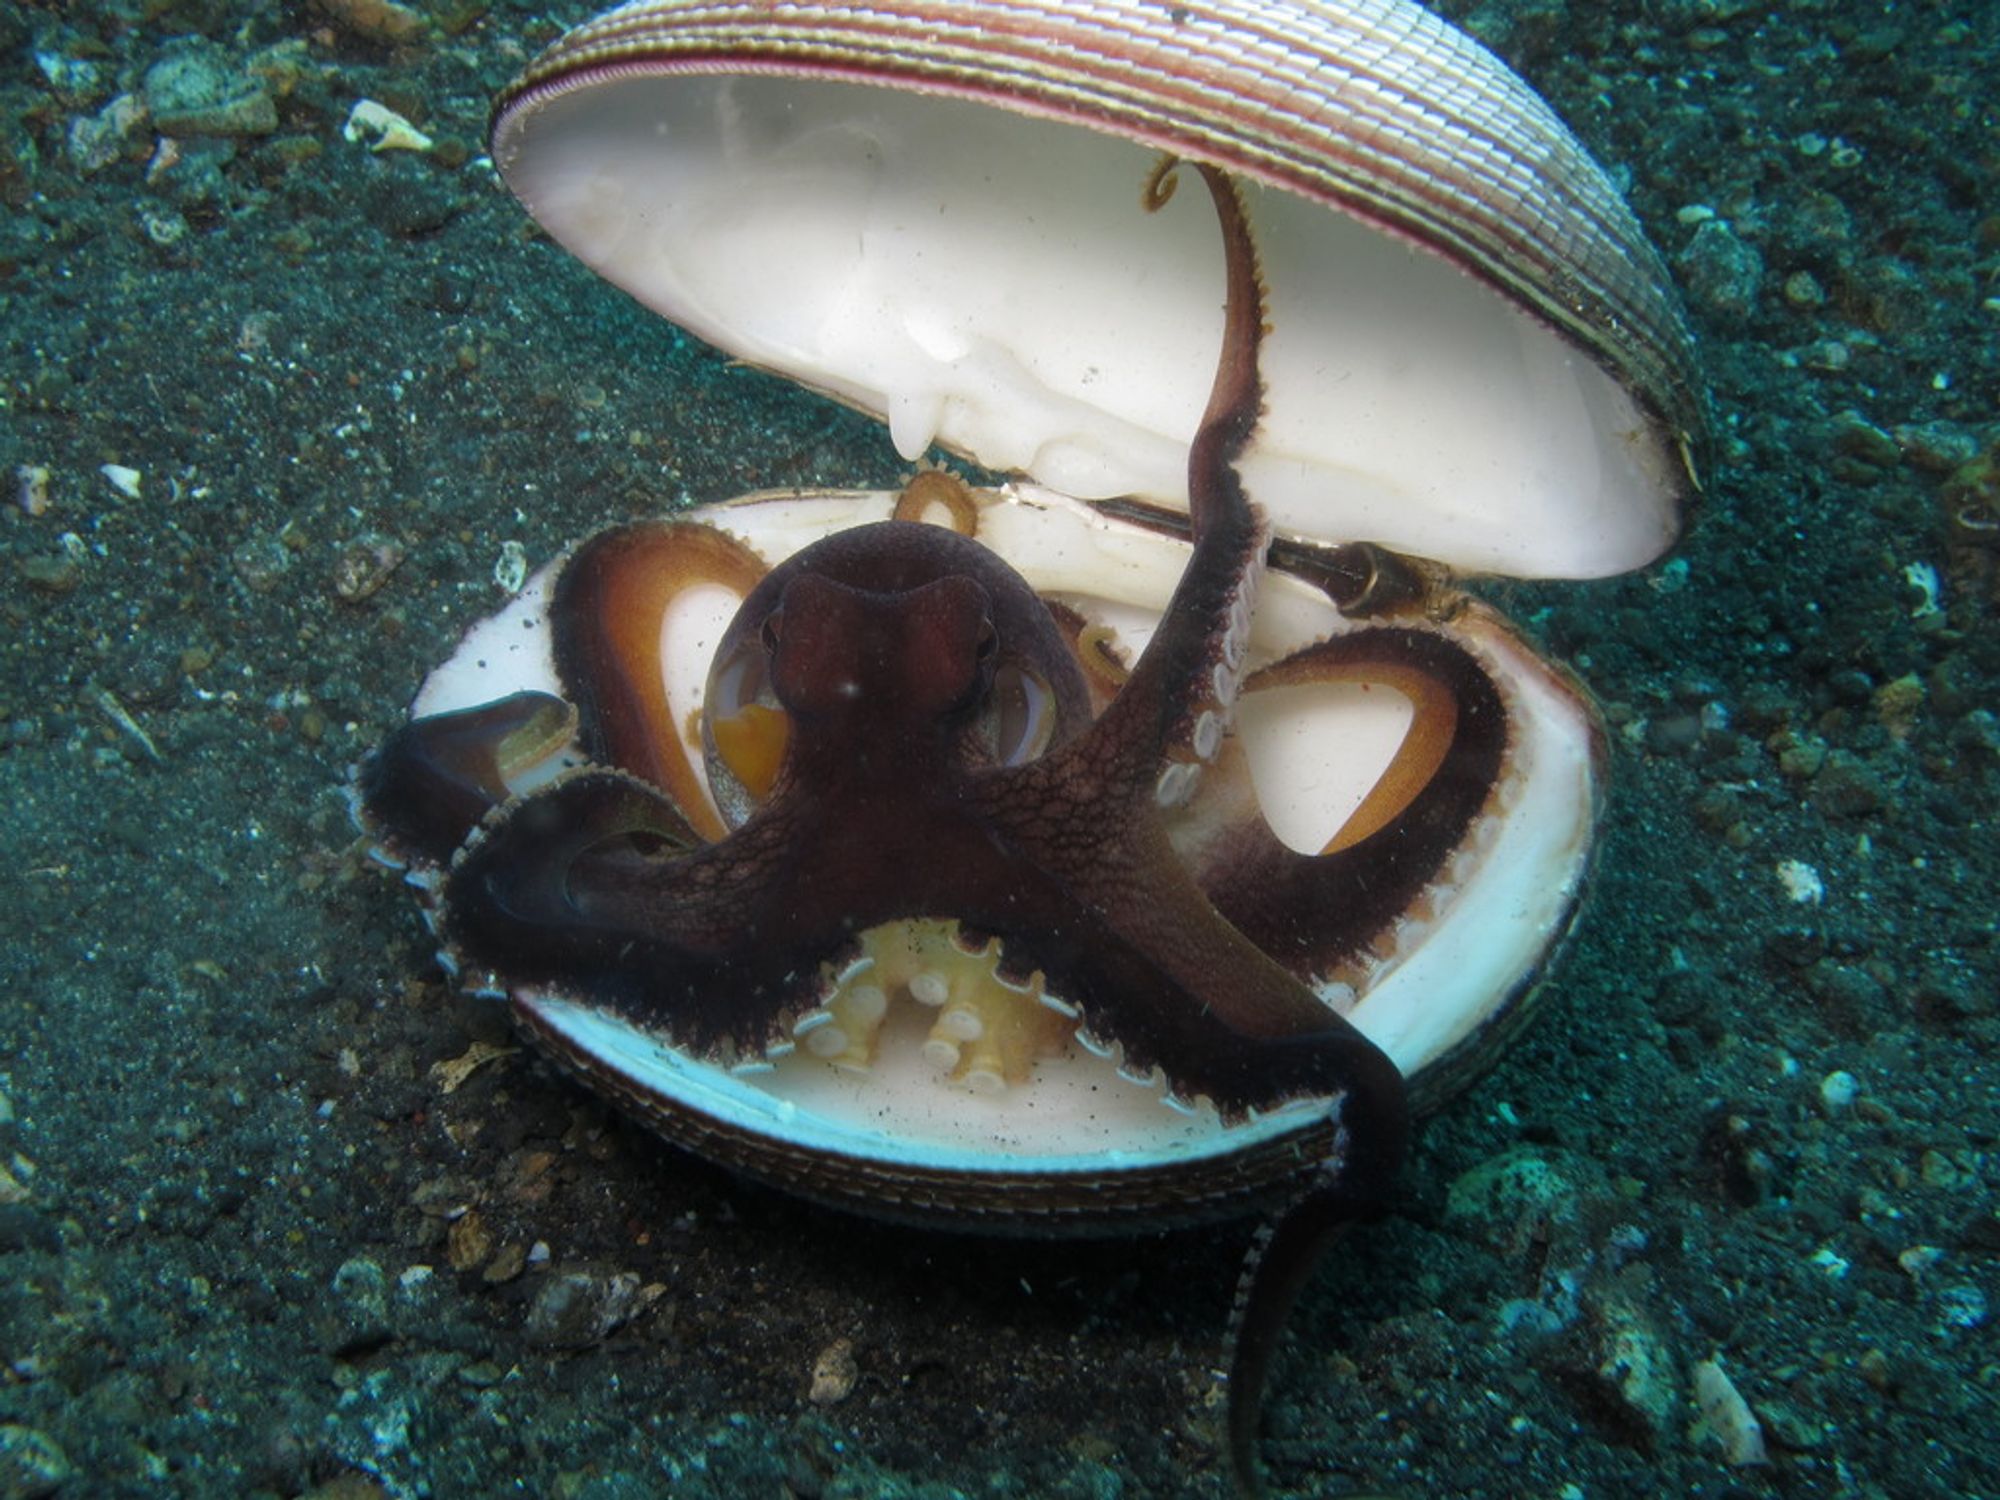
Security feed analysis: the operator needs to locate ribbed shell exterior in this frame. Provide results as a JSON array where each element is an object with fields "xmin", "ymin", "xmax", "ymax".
[{"xmin": 494, "ymin": 0, "xmax": 1709, "ymax": 481}]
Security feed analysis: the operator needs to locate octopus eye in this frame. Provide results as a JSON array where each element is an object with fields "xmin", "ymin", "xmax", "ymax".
[
  {"xmin": 988, "ymin": 662, "xmax": 1058, "ymax": 766},
  {"xmin": 759, "ymin": 608, "xmax": 785, "ymax": 655},
  {"xmin": 703, "ymin": 631, "xmax": 792, "ymax": 820},
  {"xmin": 974, "ymin": 619, "xmax": 999, "ymax": 662},
  {"xmin": 587, "ymin": 826, "xmax": 685, "ymax": 869}
]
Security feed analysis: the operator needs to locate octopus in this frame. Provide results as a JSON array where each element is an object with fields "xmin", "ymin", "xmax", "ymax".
[{"xmin": 361, "ymin": 164, "xmax": 1550, "ymax": 1493}]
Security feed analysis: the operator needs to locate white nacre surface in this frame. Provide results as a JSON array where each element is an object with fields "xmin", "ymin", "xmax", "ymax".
[{"xmin": 498, "ymin": 77, "xmax": 1680, "ymax": 578}]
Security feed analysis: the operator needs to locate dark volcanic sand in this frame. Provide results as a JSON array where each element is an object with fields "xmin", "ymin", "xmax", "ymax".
[{"xmin": 1, "ymin": 1, "xmax": 1996, "ymax": 1496}]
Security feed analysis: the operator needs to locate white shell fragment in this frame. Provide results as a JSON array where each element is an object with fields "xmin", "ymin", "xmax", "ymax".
[
  {"xmin": 1690, "ymin": 1358, "xmax": 1769, "ymax": 1467},
  {"xmin": 343, "ymin": 98, "xmax": 433, "ymax": 153},
  {"xmin": 491, "ymin": 0, "xmax": 1706, "ymax": 579},
  {"xmin": 1818, "ymin": 1069, "xmax": 1858, "ymax": 1112},
  {"xmin": 493, "ymin": 539, "xmax": 530, "ymax": 595},
  {"xmin": 17, "ymin": 465, "xmax": 52, "ymax": 516},
  {"xmin": 1775, "ymin": 858, "xmax": 1825, "ymax": 905},
  {"xmin": 100, "ymin": 462, "xmax": 142, "ymax": 500}
]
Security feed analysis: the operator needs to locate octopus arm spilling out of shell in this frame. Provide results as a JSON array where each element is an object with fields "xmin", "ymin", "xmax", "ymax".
[
  {"xmin": 355, "ymin": 0, "xmax": 1704, "ymax": 1490},
  {"xmin": 358, "ymin": 167, "xmax": 1583, "ymax": 1495}
]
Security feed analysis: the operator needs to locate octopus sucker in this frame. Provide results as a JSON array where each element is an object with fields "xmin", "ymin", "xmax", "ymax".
[
  {"xmin": 891, "ymin": 467, "xmax": 986, "ymax": 534},
  {"xmin": 801, "ymin": 919, "xmax": 1079, "ymax": 1092},
  {"xmin": 1154, "ymin": 758, "xmax": 1203, "ymax": 808},
  {"xmin": 1193, "ymin": 709, "xmax": 1226, "ymax": 762},
  {"xmin": 1074, "ymin": 1028, "xmax": 1118, "ymax": 1062}
]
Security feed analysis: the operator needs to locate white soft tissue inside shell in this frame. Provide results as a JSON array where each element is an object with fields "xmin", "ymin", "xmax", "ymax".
[{"xmin": 502, "ymin": 75, "xmax": 1679, "ymax": 578}]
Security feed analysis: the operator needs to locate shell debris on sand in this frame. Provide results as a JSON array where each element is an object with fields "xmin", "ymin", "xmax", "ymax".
[
  {"xmin": 344, "ymin": 99, "xmax": 433, "ymax": 153},
  {"xmin": 15, "ymin": 465, "xmax": 51, "ymax": 516},
  {"xmin": 1690, "ymin": 1358, "xmax": 1768, "ymax": 1466},
  {"xmin": 99, "ymin": 463, "xmax": 141, "ymax": 501},
  {"xmin": 314, "ymin": 0, "xmax": 434, "ymax": 45},
  {"xmin": 809, "ymin": 1338, "xmax": 859, "ymax": 1405}
]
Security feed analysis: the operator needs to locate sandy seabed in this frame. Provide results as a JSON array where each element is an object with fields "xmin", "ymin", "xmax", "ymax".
[{"xmin": 1, "ymin": 1, "xmax": 1996, "ymax": 1496}]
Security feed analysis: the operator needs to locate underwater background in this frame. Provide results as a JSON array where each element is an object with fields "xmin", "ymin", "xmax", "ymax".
[{"xmin": 1, "ymin": 0, "xmax": 1996, "ymax": 1496}]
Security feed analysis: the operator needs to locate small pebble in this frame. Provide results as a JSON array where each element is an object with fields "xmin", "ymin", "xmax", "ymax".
[
  {"xmin": 809, "ymin": 1338, "xmax": 859, "ymax": 1405},
  {"xmin": 232, "ymin": 537, "xmax": 292, "ymax": 593},
  {"xmin": 317, "ymin": 0, "xmax": 432, "ymax": 43},
  {"xmin": 331, "ymin": 534, "xmax": 405, "ymax": 602},
  {"xmin": 524, "ymin": 1270, "xmax": 643, "ymax": 1348},
  {"xmin": 1897, "ymin": 1245, "xmax": 1944, "ymax": 1276},
  {"xmin": 68, "ymin": 94, "xmax": 147, "ymax": 174},
  {"xmin": 1894, "ymin": 420, "xmax": 1980, "ymax": 474},
  {"xmin": 483, "ymin": 1242, "xmax": 527, "ymax": 1284},
  {"xmin": 1857, "ymin": 1347, "xmax": 1892, "ymax": 1390},
  {"xmin": 1818, "ymin": 1070, "xmax": 1858, "ymax": 1111},
  {"xmin": 1782, "ymin": 270, "xmax": 1825, "ymax": 309},
  {"xmin": 1829, "ymin": 411, "xmax": 1900, "ymax": 469},
  {"xmin": 446, "ymin": 1210, "xmax": 493, "ymax": 1272},
  {"xmin": 100, "ymin": 462, "xmax": 142, "ymax": 499},
  {"xmin": 1919, "ymin": 1151, "xmax": 1966, "ymax": 1191},
  {"xmin": 326, "ymin": 1256, "xmax": 392, "ymax": 1356},
  {"xmin": 0, "ymin": 1425, "xmax": 72, "ymax": 1500},
  {"xmin": 1758, "ymin": 1396, "xmax": 1829, "ymax": 1451},
  {"xmin": 16, "ymin": 555, "xmax": 80, "ymax": 595},
  {"xmin": 1873, "ymin": 674, "xmax": 1924, "ymax": 735},
  {"xmin": 1810, "ymin": 752, "xmax": 1884, "ymax": 818},
  {"xmin": 1776, "ymin": 738, "xmax": 1827, "ymax": 779},
  {"xmin": 143, "ymin": 38, "xmax": 277, "ymax": 136},
  {"xmin": 15, "ymin": 465, "xmax": 51, "ymax": 516},
  {"xmin": 1690, "ymin": 1359, "xmax": 1767, "ymax": 1466},
  {"xmin": 1677, "ymin": 220, "xmax": 1765, "ymax": 320}
]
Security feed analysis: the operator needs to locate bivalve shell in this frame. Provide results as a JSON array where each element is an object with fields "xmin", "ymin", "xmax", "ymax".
[{"xmin": 493, "ymin": 0, "xmax": 1707, "ymax": 577}]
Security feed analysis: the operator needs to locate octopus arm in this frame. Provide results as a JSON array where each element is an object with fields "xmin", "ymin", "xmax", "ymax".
[
  {"xmin": 1187, "ymin": 625, "xmax": 1509, "ymax": 977},
  {"xmin": 440, "ymin": 769, "xmax": 845, "ymax": 1056}
]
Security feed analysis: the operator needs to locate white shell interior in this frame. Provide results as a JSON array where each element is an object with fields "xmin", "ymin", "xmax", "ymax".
[
  {"xmin": 496, "ymin": 76, "xmax": 1682, "ymax": 579},
  {"xmin": 411, "ymin": 487, "xmax": 1601, "ymax": 1172},
  {"xmin": 524, "ymin": 992, "xmax": 1327, "ymax": 1176}
]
